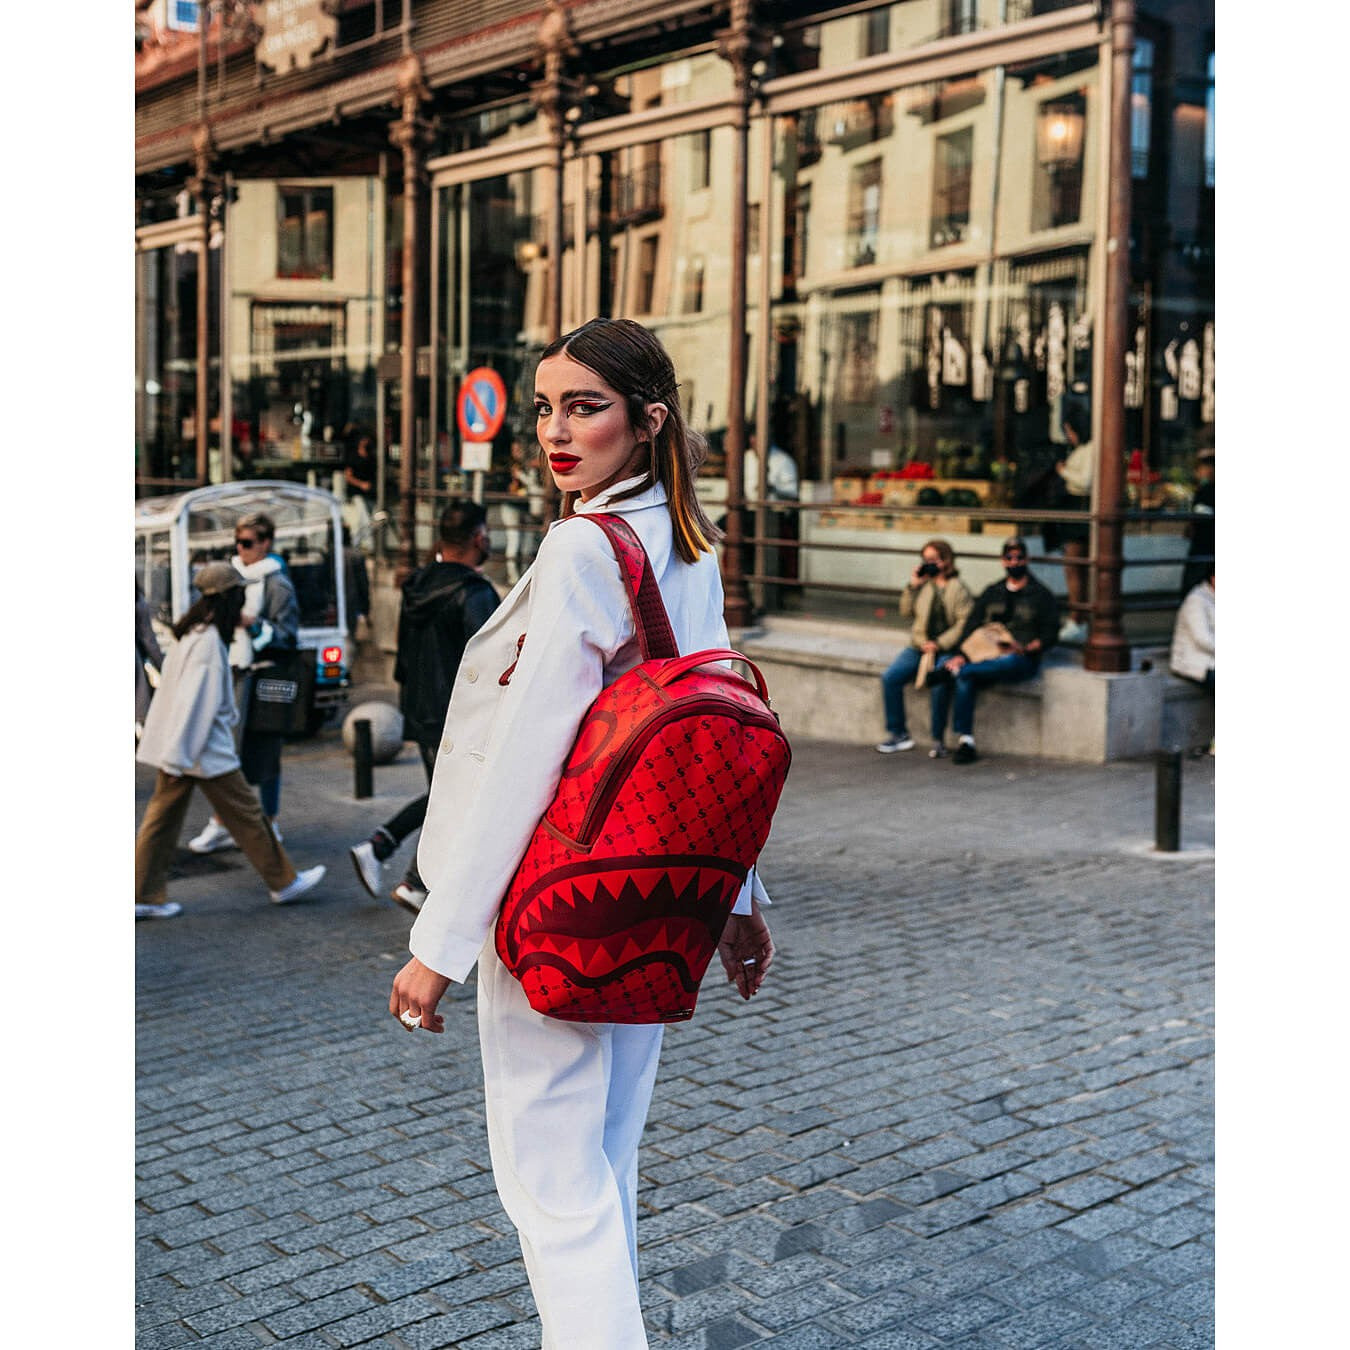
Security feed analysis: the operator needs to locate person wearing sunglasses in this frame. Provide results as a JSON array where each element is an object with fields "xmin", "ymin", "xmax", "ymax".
[
  {"xmin": 927, "ymin": 537, "xmax": 1060, "ymax": 764},
  {"xmin": 188, "ymin": 512, "xmax": 299, "ymax": 853}
]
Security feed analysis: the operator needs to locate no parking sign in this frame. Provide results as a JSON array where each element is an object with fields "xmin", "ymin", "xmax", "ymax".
[{"xmin": 457, "ymin": 367, "xmax": 508, "ymax": 442}]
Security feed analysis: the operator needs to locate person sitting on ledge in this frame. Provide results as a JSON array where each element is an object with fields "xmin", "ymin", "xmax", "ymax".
[{"xmin": 927, "ymin": 536, "xmax": 1060, "ymax": 764}]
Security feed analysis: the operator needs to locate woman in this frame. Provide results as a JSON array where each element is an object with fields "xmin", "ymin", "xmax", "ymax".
[
  {"xmin": 134, "ymin": 562, "xmax": 325, "ymax": 920},
  {"xmin": 389, "ymin": 318, "xmax": 775, "ymax": 1348},
  {"xmin": 1046, "ymin": 403, "xmax": 1093, "ymax": 642},
  {"xmin": 876, "ymin": 538, "xmax": 974, "ymax": 759},
  {"xmin": 188, "ymin": 512, "xmax": 300, "ymax": 853}
]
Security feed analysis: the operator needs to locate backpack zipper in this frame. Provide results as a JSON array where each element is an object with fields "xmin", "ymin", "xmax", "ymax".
[{"xmin": 573, "ymin": 694, "xmax": 782, "ymax": 847}]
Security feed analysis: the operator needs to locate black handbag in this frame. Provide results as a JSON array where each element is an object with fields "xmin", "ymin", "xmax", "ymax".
[{"xmin": 245, "ymin": 648, "xmax": 316, "ymax": 736}]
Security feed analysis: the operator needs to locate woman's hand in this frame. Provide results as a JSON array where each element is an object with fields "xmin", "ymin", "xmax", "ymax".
[
  {"xmin": 920, "ymin": 640, "xmax": 939, "ymax": 654},
  {"xmin": 718, "ymin": 899, "xmax": 774, "ymax": 1000},
  {"xmin": 389, "ymin": 956, "xmax": 452, "ymax": 1033}
]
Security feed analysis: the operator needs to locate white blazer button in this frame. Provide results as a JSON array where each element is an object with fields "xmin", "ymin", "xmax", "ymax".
[
  {"xmin": 464, "ymin": 667, "xmax": 479, "ymax": 682},
  {"xmin": 442, "ymin": 738, "xmax": 453, "ymax": 753}
]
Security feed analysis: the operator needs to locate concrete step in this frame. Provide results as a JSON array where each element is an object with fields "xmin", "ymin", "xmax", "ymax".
[{"xmin": 733, "ymin": 616, "xmax": 1212, "ymax": 763}]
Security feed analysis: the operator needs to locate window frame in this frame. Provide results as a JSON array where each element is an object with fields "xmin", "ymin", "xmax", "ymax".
[{"xmin": 276, "ymin": 186, "xmax": 336, "ymax": 282}]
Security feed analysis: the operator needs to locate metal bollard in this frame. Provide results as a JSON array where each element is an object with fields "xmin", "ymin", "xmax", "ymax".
[
  {"xmin": 353, "ymin": 718, "xmax": 374, "ymax": 800},
  {"xmin": 1154, "ymin": 749, "xmax": 1182, "ymax": 852}
]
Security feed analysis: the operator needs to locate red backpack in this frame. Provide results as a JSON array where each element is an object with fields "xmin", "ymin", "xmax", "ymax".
[{"xmin": 494, "ymin": 513, "xmax": 791, "ymax": 1024}]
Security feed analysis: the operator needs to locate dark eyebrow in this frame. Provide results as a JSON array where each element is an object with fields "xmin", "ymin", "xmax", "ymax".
[{"xmin": 534, "ymin": 388, "xmax": 613, "ymax": 402}]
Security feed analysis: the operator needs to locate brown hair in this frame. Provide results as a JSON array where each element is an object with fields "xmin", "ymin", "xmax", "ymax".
[
  {"xmin": 538, "ymin": 318, "xmax": 721, "ymax": 563},
  {"xmin": 236, "ymin": 511, "xmax": 276, "ymax": 544},
  {"xmin": 922, "ymin": 538, "xmax": 959, "ymax": 577},
  {"xmin": 173, "ymin": 587, "xmax": 246, "ymax": 646}
]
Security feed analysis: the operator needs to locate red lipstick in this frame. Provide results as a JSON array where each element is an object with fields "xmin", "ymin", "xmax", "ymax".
[{"xmin": 549, "ymin": 454, "xmax": 580, "ymax": 470}]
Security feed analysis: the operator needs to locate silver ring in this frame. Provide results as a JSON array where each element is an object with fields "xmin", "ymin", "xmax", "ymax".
[{"xmin": 399, "ymin": 1009, "xmax": 421, "ymax": 1030}]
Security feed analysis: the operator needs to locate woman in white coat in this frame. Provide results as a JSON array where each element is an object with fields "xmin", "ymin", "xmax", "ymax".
[
  {"xmin": 389, "ymin": 318, "xmax": 775, "ymax": 1348},
  {"xmin": 134, "ymin": 562, "xmax": 326, "ymax": 919}
]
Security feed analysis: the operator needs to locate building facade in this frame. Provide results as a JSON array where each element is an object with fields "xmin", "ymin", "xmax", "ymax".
[{"xmin": 135, "ymin": 0, "xmax": 1214, "ymax": 659}]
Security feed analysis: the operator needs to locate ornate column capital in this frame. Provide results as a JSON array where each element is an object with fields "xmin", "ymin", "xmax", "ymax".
[
  {"xmin": 716, "ymin": 0, "xmax": 772, "ymax": 104},
  {"xmin": 188, "ymin": 121, "xmax": 215, "ymax": 198},
  {"xmin": 532, "ymin": 0, "xmax": 582, "ymax": 142},
  {"xmin": 389, "ymin": 50, "xmax": 432, "ymax": 154}
]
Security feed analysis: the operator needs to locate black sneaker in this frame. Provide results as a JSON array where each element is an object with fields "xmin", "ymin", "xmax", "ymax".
[{"xmin": 953, "ymin": 740, "xmax": 978, "ymax": 764}]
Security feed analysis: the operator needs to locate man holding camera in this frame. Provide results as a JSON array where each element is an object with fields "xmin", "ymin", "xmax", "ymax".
[{"xmin": 876, "ymin": 538, "xmax": 974, "ymax": 757}]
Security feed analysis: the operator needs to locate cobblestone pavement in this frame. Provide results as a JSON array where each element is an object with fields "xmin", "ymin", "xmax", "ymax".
[{"xmin": 136, "ymin": 726, "xmax": 1214, "ymax": 1349}]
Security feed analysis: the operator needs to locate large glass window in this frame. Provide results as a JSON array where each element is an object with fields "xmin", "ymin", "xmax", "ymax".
[
  {"xmin": 435, "ymin": 165, "xmax": 553, "ymax": 554},
  {"xmin": 222, "ymin": 177, "xmax": 382, "ymax": 483},
  {"xmin": 1131, "ymin": 37, "xmax": 1155, "ymax": 180},
  {"xmin": 765, "ymin": 46, "xmax": 1105, "ymax": 586},
  {"xmin": 277, "ymin": 187, "xmax": 334, "ymax": 280},
  {"xmin": 1032, "ymin": 92, "xmax": 1086, "ymax": 230},
  {"xmin": 931, "ymin": 127, "xmax": 974, "ymax": 248},
  {"xmin": 848, "ymin": 159, "xmax": 883, "ymax": 267},
  {"xmin": 135, "ymin": 236, "xmax": 221, "ymax": 484}
]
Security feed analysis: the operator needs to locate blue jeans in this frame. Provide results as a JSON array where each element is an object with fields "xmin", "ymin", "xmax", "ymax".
[
  {"xmin": 932, "ymin": 652, "xmax": 1041, "ymax": 738},
  {"xmin": 881, "ymin": 646, "xmax": 944, "ymax": 740}
]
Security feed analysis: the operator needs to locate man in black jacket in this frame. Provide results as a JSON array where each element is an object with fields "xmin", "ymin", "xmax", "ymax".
[
  {"xmin": 350, "ymin": 501, "xmax": 500, "ymax": 912},
  {"xmin": 927, "ymin": 536, "xmax": 1059, "ymax": 764}
]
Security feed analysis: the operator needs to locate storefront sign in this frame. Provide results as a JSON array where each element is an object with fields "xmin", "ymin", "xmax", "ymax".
[{"xmin": 256, "ymin": 0, "xmax": 337, "ymax": 75}]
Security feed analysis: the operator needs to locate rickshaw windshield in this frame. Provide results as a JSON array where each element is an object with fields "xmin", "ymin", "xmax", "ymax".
[{"xmin": 187, "ymin": 499, "xmax": 340, "ymax": 629}]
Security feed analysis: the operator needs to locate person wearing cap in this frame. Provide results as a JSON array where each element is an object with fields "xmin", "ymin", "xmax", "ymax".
[
  {"xmin": 926, "ymin": 537, "xmax": 1060, "ymax": 764},
  {"xmin": 134, "ymin": 561, "xmax": 325, "ymax": 919},
  {"xmin": 186, "ymin": 511, "xmax": 299, "ymax": 856}
]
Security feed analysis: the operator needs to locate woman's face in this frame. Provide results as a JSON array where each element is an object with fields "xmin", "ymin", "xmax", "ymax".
[
  {"xmin": 922, "ymin": 546, "xmax": 949, "ymax": 577},
  {"xmin": 533, "ymin": 353, "xmax": 665, "ymax": 502}
]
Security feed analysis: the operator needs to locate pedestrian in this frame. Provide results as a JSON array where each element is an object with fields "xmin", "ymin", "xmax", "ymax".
[
  {"xmin": 134, "ymin": 562, "xmax": 325, "ymax": 920},
  {"xmin": 927, "ymin": 535, "xmax": 1060, "ymax": 764},
  {"xmin": 1182, "ymin": 443, "xmax": 1215, "ymax": 594},
  {"xmin": 1171, "ymin": 569, "xmax": 1215, "ymax": 756},
  {"xmin": 136, "ymin": 580, "xmax": 165, "ymax": 740},
  {"xmin": 349, "ymin": 500, "xmax": 500, "ymax": 913},
  {"xmin": 1046, "ymin": 402, "xmax": 1093, "ymax": 643},
  {"xmin": 342, "ymin": 429, "xmax": 378, "ymax": 536},
  {"xmin": 1170, "ymin": 570, "xmax": 1214, "ymax": 691},
  {"xmin": 188, "ymin": 512, "xmax": 299, "ymax": 854},
  {"xmin": 876, "ymin": 538, "xmax": 974, "ymax": 757},
  {"xmin": 500, "ymin": 436, "xmax": 545, "ymax": 584},
  {"xmin": 388, "ymin": 317, "xmax": 775, "ymax": 1348}
]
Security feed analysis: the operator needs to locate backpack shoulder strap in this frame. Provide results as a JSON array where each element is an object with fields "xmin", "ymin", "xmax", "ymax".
[{"xmin": 574, "ymin": 513, "xmax": 679, "ymax": 660}]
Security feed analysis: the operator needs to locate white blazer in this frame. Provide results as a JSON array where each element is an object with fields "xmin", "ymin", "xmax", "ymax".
[{"xmin": 411, "ymin": 477, "xmax": 769, "ymax": 983}]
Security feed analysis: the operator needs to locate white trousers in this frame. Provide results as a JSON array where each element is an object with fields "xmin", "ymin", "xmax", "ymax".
[{"xmin": 477, "ymin": 941, "xmax": 663, "ymax": 1350}]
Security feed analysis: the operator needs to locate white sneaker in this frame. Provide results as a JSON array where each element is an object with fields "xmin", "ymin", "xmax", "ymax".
[
  {"xmin": 350, "ymin": 840, "xmax": 385, "ymax": 898},
  {"xmin": 135, "ymin": 901, "xmax": 183, "ymax": 920},
  {"xmin": 270, "ymin": 864, "xmax": 326, "ymax": 905},
  {"xmin": 390, "ymin": 881, "xmax": 428, "ymax": 915},
  {"xmin": 188, "ymin": 818, "xmax": 237, "ymax": 854},
  {"xmin": 1059, "ymin": 619, "xmax": 1087, "ymax": 643},
  {"xmin": 875, "ymin": 735, "xmax": 916, "ymax": 754},
  {"xmin": 928, "ymin": 742, "xmax": 947, "ymax": 759}
]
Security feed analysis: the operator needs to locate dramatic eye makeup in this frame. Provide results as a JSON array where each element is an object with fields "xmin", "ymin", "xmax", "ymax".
[{"xmin": 534, "ymin": 389, "xmax": 614, "ymax": 417}]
